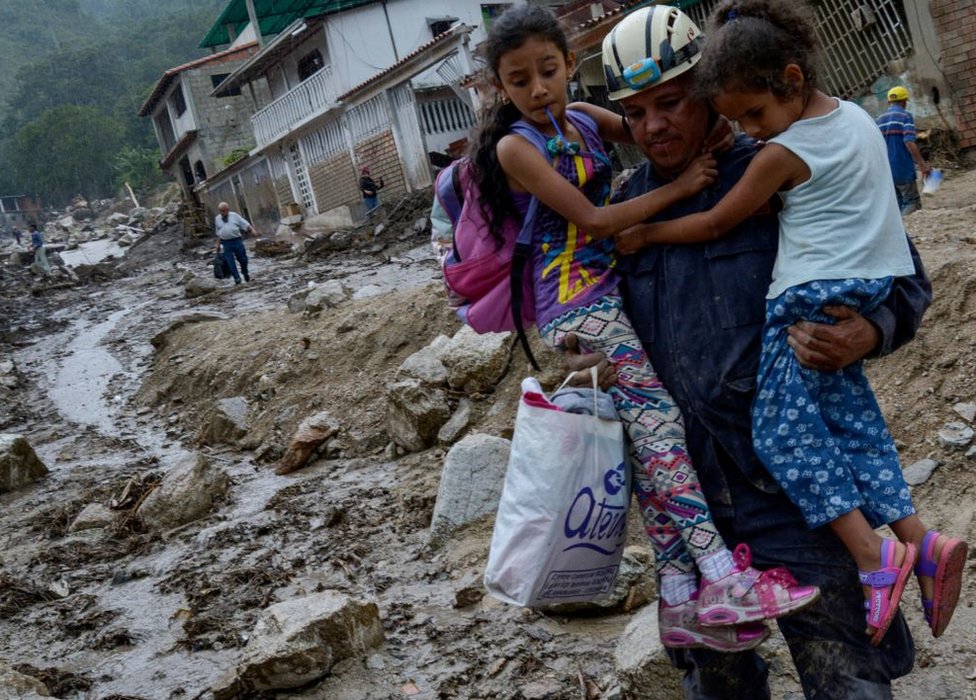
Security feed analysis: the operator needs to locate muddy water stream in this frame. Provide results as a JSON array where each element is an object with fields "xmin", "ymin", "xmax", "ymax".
[
  {"xmin": 2, "ymin": 239, "xmax": 450, "ymax": 699},
  {"xmin": 50, "ymin": 308, "xmax": 133, "ymax": 433},
  {"xmin": 59, "ymin": 239, "xmax": 128, "ymax": 268}
]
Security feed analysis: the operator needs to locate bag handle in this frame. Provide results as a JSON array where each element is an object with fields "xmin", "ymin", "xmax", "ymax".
[{"xmin": 556, "ymin": 365, "xmax": 601, "ymax": 418}]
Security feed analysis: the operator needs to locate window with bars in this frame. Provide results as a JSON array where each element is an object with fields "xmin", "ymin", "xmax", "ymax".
[
  {"xmin": 347, "ymin": 95, "xmax": 389, "ymax": 140},
  {"xmin": 419, "ymin": 96, "xmax": 475, "ymax": 135},
  {"xmin": 301, "ymin": 118, "xmax": 346, "ymax": 165}
]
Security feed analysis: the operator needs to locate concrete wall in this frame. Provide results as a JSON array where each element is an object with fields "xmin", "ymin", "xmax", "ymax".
[
  {"xmin": 929, "ymin": 0, "xmax": 976, "ymax": 151},
  {"xmin": 185, "ymin": 65, "xmax": 267, "ymax": 179},
  {"xmin": 324, "ymin": 0, "xmax": 506, "ymax": 94}
]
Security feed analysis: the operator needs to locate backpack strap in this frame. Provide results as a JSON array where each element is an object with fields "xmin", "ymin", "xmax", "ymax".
[
  {"xmin": 435, "ymin": 160, "xmax": 464, "ymax": 226},
  {"xmin": 506, "ymin": 119, "xmax": 552, "ymax": 372}
]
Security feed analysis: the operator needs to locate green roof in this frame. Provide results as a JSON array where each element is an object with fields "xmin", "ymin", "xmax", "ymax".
[{"xmin": 200, "ymin": 0, "xmax": 375, "ymax": 49}]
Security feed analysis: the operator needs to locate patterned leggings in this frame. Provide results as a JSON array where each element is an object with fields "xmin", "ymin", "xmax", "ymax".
[
  {"xmin": 753, "ymin": 278, "xmax": 916, "ymax": 529},
  {"xmin": 541, "ymin": 293, "xmax": 725, "ymax": 576}
]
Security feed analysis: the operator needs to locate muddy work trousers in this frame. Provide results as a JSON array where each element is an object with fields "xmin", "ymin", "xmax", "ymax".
[{"xmin": 668, "ymin": 445, "xmax": 915, "ymax": 699}]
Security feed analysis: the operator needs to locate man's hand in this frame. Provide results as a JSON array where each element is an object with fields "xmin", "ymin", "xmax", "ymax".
[
  {"xmin": 786, "ymin": 305, "xmax": 879, "ymax": 371},
  {"xmin": 564, "ymin": 333, "xmax": 617, "ymax": 390}
]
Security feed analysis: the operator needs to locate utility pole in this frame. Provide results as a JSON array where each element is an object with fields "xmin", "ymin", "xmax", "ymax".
[
  {"xmin": 380, "ymin": 0, "xmax": 399, "ymax": 61},
  {"xmin": 245, "ymin": 0, "xmax": 263, "ymax": 47}
]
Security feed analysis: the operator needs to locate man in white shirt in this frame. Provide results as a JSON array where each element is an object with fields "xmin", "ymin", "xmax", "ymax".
[{"xmin": 214, "ymin": 201, "xmax": 255, "ymax": 284}]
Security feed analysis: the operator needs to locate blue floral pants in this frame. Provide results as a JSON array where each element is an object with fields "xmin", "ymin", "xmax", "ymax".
[{"xmin": 752, "ymin": 278, "xmax": 915, "ymax": 529}]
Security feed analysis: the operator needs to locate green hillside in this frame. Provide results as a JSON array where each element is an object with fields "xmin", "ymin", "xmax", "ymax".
[{"xmin": 0, "ymin": 0, "xmax": 226, "ymax": 204}]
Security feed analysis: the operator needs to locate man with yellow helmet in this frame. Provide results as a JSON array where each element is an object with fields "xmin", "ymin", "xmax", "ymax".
[{"xmin": 877, "ymin": 85, "xmax": 931, "ymax": 214}]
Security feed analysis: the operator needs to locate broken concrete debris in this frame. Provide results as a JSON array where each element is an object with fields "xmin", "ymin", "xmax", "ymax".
[{"xmin": 0, "ymin": 434, "xmax": 48, "ymax": 493}]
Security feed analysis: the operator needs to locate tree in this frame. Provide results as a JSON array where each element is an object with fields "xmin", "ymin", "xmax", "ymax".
[
  {"xmin": 6, "ymin": 105, "xmax": 123, "ymax": 202},
  {"xmin": 4, "ymin": 45, "xmax": 127, "ymax": 135},
  {"xmin": 113, "ymin": 146, "xmax": 169, "ymax": 193}
]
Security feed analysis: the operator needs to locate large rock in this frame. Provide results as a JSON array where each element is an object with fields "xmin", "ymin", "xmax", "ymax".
[
  {"xmin": 542, "ymin": 546, "xmax": 655, "ymax": 613},
  {"xmin": 0, "ymin": 662, "xmax": 50, "ymax": 699},
  {"xmin": 437, "ymin": 325, "xmax": 512, "ymax": 393},
  {"xmin": 428, "ymin": 433, "xmax": 511, "ymax": 545},
  {"xmin": 938, "ymin": 421, "xmax": 974, "ymax": 450},
  {"xmin": 287, "ymin": 288, "xmax": 312, "ymax": 314},
  {"xmin": 386, "ymin": 379, "xmax": 451, "ymax": 452},
  {"xmin": 304, "ymin": 280, "xmax": 350, "ymax": 314},
  {"xmin": 953, "ymin": 402, "xmax": 976, "ymax": 423},
  {"xmin": 137, "ymin": 453, "xmax": 230, "ymax": 531},
  {"xmin": 903, "ymin": 458, "xmax": 940, "ymax": 486},
  {"xmin": 69, "ymin": 503, "xmax": 116, "ymax": 532},
  {"xmin": 275, "ymin": 411, "xmax": 342, "ymax": 475},
  {"xmin": 303, "ymin": 207, "xmax": 353, "ymax": 232},
  {"xmin": 211, "ymin": 591, "xmax": 383, "ymax": 698},
  {"xmin": 614, "ymin": 604, "xmax": 683, "ymax": 699},
  {"xmin": 437, "ymin": 399, "xmax": 472, "ymax": 444},
  {"xmin": 397, "ymin": 336, "xmax": 450, "ymax": 386},
  {"xmin": 184, "ymin": 275, "xmax": 218, "ymax": 299},
  {"xmin": 0, "ymin": 434, "xmax": 49, "ymax": 493},
  {"xmin": 197, "ymin": 396, "xmax": 249, "ymax": 445}
]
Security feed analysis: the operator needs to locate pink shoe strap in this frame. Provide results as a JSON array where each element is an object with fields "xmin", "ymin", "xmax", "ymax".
[{"xmin": 859, "ymin": 539, "xmax": 901, "ymax": 587}]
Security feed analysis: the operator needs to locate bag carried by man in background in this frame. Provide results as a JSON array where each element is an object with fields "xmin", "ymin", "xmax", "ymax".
[{"xmin": 213, "ymin": 252, "xmax": 231, "ymax": 280}]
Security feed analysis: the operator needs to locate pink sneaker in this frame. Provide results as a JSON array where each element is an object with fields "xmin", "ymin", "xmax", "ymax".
[
  {"xmin": 697, "ymin": 543, "xmax": 820, "ymax": 627},
  {"xmin": 659, "ymin": 596, "xmax": 769, "ymax": 652}
]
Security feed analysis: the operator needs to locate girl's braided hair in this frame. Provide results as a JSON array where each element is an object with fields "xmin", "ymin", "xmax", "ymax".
[
  {"xmin": 467, "ymin": 5, "xmax": 570, "ymax": 245},
  {"xmin": 697, "ymin": 0, "xmax": 822, "ymax": 102}
]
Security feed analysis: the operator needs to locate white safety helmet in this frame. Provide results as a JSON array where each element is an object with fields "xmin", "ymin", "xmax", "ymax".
[{"xmin": 602, "ymin": 5, "xmax": 705, "ymax": 101}]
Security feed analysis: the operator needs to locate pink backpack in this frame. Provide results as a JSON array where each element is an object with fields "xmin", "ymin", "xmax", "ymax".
[{"xmin": 433, "ymin": 119, "xmax": 552, "ymax": 368}]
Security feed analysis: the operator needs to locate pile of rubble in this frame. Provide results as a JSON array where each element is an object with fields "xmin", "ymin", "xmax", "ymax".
[
  {"xmin": 0, "ymin": 194, "xmax": 182, "ymax": 295},
  {"xmin": 47, "ymin": 195, "xmax": 181, "ymax": 250}
]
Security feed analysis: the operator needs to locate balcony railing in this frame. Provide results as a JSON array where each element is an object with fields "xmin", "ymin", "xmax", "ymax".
[{"xmin": 251, "ymin": 65, "xmax": 338, "ymax": 149}]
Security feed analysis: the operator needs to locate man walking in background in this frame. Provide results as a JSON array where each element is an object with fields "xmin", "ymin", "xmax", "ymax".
[
  {"xmin": 214, "ymin": 201, "xmax": 254, "ymax": 285},
  {"xmin": 359, "ymin": 165, "xmax": 384, "ymax": 216},
  {"xmin": 877, "ymin": 85, "xmax": 931, "ymax": 215},
  {"xmin": 28, "ymin": 222, "xmax": 51, "ymax": 276}
]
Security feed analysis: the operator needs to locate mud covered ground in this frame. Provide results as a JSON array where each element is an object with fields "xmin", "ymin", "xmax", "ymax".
[{"xmin": 1, "ymin": 168, "xmax": 975, "ymax": 700}]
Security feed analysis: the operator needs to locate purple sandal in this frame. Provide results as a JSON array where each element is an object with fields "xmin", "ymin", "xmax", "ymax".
[
  {"xmin": 859, "ymin": 539, "xmax": 916, "ymax": 647},
  {"xmin": 915, "ymin": 530, "xmax": 968, "ymax": 638}
]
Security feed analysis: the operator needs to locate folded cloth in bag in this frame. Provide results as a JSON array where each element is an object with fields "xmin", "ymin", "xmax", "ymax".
[{"xmin": 484, "ymin": 369, "xmax": 629, "ymax": 607}]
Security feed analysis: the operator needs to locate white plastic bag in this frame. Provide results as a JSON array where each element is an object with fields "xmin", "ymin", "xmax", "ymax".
[{"xmin": 484, "ymin": 370, "xmax": 629, "ymax": 607}]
